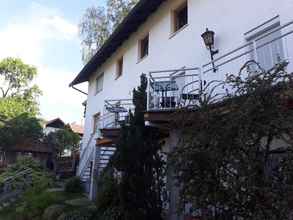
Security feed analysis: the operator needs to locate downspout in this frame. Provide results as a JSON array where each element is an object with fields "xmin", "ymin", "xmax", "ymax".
[{"xmin": 71, "ymin": 86, "xmax": 88, "ymax": 96}]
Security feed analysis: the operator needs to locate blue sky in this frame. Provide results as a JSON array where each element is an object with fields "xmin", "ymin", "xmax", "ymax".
[{"xmin": 0, "ymin": 0, "xmax": 106, "ymax": 124}]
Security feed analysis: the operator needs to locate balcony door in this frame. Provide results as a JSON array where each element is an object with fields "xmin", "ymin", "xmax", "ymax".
[{"xmin": 247, "ymin": 22, "xmax": 285, "ymax": 71}]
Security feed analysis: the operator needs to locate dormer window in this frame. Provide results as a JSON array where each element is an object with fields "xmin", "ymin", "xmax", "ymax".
[
  {"xmin": 172, "ymin": 1, "xmax": 188, "ymax": 33},
  {"xmin": 116, "ymin": 57, "xmax": 123, "ymax": 79},
  {"xmin": 139, "ymin": 34, "xmax": 149, "ymax": 60}
]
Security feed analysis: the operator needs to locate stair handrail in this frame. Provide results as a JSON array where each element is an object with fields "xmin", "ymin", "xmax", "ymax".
[
  {"xmin": 78, "ymin": 133, "xmax": 95, "ymax": 176},
  {"xmin": 0, "ymin": 168, "xmax": 33, "ymax": 200},
  {"xmin": 1, "ymin": 168, "xmax": 33, "ymax": 184}
]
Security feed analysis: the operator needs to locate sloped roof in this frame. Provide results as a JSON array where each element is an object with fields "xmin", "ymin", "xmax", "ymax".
[
  {"xmin": 70, "ymin": 123, "xmax": 84, "ymax": 135},
  {"xmin": 45, "ymin": 118, "xmax": 65, "ymax": 129},
  {"xmin": 70, "ymin": 0, "xmax": 166, "ymax": 86}
]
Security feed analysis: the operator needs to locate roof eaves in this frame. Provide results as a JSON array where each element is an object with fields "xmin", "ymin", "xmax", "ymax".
[{"xmin": 69, "ymin": 0, "xmax": 165, "ymax": 87}]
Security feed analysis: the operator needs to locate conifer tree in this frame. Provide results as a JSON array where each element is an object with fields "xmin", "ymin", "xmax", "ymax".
[{"xmin": 111, "ymin": 74, "xmax": 165, "ymax": 220}]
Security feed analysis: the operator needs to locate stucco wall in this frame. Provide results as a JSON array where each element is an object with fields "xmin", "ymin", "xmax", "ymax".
[{"xmin": 82, "ymin": 0, "xmax": 293, "ymax": 149}]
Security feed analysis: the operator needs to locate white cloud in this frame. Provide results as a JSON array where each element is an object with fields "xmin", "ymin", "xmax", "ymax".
[
  {"xmin": 36, "ymin": 66, "xmax": 85, "ymax": 123},
  {"xmin": 0, "ymin": 2, "xmax": 85, "ymax": 123},
  {"xmin": 0, "ymin": 2, "xmax": 78, "ymax": 65},
  {"xmin": 41, "ymin": 16, "xmax": 78, "ymax": 40}
]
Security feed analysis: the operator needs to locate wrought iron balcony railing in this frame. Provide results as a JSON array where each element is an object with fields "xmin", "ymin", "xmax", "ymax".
[
  {"xmin": 147, "ymin": 20, "xmax": 293, "ymax": 111},
  {"xmin": 202, "ymin": 20, "xmax": 293, "ymax": 98},
  {"xmin": 148, "ymin": 67, "xmax": 201, "ymax": 111},
  {"xmin": 98, "ymin": 99, "xmax": 134, "ymax": 129}
]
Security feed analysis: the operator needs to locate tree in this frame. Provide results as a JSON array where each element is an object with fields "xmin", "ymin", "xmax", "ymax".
[
  {"xmin": 106, "ymin": 0, "xmax": 138, "ymax": 30},
  {"xmin": 79, "ymin": 6, "xmax": 110, "ymax": 63},
  {"xmin": 79, "ymin": 0, "xmax": 138, "ymax": 63},
  {"xmin": 45, "ymin": 125, "xmax": 80, "ymax": 157},
  {"xmin": 171, "ymin": 61, "xmax": 293, "ymax": 219},
  {"xmin": 0, "ymin": 57, "xmax": 41, "ymax": 99},
  {"xmin": 0, "ymin": 57, "xmax": 42, "ymax": 151},
  {"xmin": 109, "ymin": 74, "xmax": 165, "ymax": 220},
  {"xmin": 0, "ymin": 97, "xmax": 38, "ymax": 120},
  {"xmin": 0, "ymin": 57, "xmax": 42, "ymax": 116},
  {"xmin": 0, "ymin": 113, "xmax": 43, "ymax": 151}
]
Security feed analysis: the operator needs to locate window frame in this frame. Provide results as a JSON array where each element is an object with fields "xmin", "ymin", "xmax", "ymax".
[
  {"xmin": 245, "ymin": 20, "xmax": 285, "ymax": 71},
  {"xmin": 139, "ymin": 34, "xmax": 149, "ymax": 60},
  {"xmin": 116, "ymin": 57, "xmax": 124, "ymax": 79},
  {"xmin": 95, "ymin": 73, "xmax": 104, "ymax": 95},
  {"xmin": 92, "ymin": 113, "xmax": 100, "ymax": 134},
  {"xmin": 171, "ymin": 1, "xmax": 188, "ymax": 34}
]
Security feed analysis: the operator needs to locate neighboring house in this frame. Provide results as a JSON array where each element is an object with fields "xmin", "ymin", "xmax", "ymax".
[
  {"xmin": 44, "ymin": 118, "xmax": 66, "ymax": 135},
  {"xmin": 45, "ymin": 118, "xmax": 84, "ymax": 178},
  {"xmin": 0, "ymin": 119, "xmax": 65, "ymax": 169},
  {"xmin": 4, "ymin": 138, "xmax": 52, "ymax": 168},
  {"xmin": 1, "ymin": 118, "xmax": 83, "ymax": 175},
  {"xmin": 70, "ymin": 0, "xmax": 293, "ymax": 219},
  {"xmin": 44, "ymin": 118, "xmax": 84, "ymax": 156}
]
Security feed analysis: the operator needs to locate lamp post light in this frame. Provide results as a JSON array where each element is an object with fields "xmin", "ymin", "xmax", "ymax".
[{"xmin": 201, "ymin": 28, "xmax": 219, "ymax": 72}]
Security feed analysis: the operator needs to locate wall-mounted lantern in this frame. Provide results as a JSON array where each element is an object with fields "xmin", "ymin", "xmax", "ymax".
[{"xmin": 201, "ymin": 28, "xmax": 219, "ymax": 72}]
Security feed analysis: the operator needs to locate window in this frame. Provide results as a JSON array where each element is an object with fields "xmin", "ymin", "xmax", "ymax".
[
  {"xmin": 116, "ymin": 57, "xmax": 123, "ymax": 79},
  {"xmin": 95, "ymin": 73, "xmax": 104, "ymax": 94},
  {"xmin": 93, "ymin": 113, "xmax": 100, "ymax": 133},
  {"xmin": 139, "ymin": 34, "xmax": 149, "ymax": 59},
  {"xmin": 246, "ymin": 21, "xmax": 285, "ymax": 71},
  {"xmin": 172, "ymin": 1, "xmax": 188, "ymax": 33}
]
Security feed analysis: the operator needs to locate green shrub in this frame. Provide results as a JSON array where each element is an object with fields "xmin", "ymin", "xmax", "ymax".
[
  {"xmin": 57, "ymin": 207, "xmax": 96, "ymax": 220},
  {"xmin": 17, "ymin": 191, "xmax": 64, "ymax": 219},
  {"xmin": 65, "ymin": 198, "xmax": 93, "ymax": 207},
  {"xmin": 0, "ymin": 156, "xmax": 53, "ymax": 191},
  {"xmin": 64, "ymin": 177, "xmax": 83, "ymax": 194},
  {"xmin": 42, "ymin": 204, "xmax": 66, "ymax": 220}
]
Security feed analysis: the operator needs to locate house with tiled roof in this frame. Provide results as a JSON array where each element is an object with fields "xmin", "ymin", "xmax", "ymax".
[{"xmin": 70, "ymin": 0, "xmax": 293, "ymax": 218}]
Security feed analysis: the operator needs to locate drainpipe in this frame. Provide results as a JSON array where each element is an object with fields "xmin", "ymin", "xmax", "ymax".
[{"xmin": 71, "ymin": 86, "xmax": 88, "ymax": 96}]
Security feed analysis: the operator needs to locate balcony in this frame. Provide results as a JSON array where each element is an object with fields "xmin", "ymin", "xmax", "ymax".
[
  {"xmin": 98, "ymin": 99, "xmax": 134, "ymax": 130},
  {"xmin": 148, "ymin": 67, "xmax": 201, "ymax": 111},
  {"xmin": 147, "ymin": 20, "xmax": 293, "ymax": 113}
]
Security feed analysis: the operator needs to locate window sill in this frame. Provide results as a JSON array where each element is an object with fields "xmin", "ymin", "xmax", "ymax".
[
  {"xmin": 169, "ymin": 24, "xmax": 189, "ymax": 39},
  {"xmin": 137, "ymin": 55, "xmax": 148, "ymax": 64}
]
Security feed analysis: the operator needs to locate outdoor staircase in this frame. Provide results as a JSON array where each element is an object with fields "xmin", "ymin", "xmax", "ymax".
[
  {"xmin": 78, "ymin": 133, "xmax": 117, "ymax": 197},
  {"xmin": 78, "ymin": 134, "xmax": 96, "ymax": 193},
  {"xmin": 96, "ymin": 146, "xmax": 116, "ymax": 175}
]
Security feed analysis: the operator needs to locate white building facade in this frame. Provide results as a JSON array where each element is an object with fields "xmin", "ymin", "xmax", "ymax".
[{"xmin": 71, "ymin": 0, "xmax": 293, "ymax": 218}]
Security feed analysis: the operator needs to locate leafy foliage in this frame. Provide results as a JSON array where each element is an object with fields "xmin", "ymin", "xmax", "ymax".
[
  {"xmin": 95, "ymin": 167, "xmax": 121, "ymax": 220},
  {"xmin": 79, "ymin": 0, "xmax": 138, "ymax": 63},
  {"xmin": 45, "ymin": 125, "xmax": 80, "ymax": 157},
  {"xmin": 172, "ymin": 61, "xmax": 293, "ymax": 219},
  {"xmin": 0, "ymin": 57, "xmax": 42, "ymax": 151},
  {"xmin": 0, "ymin": 113, "xmax": 43, "ymax": 150},
  {"xmin": 79, "ymin": 6, "xmax": 110, "ymax": 62},
  {"xmin": 106, "ymin": 0, "xmax": 138, "ymax": 29},
  {"xmin": 0, "ymin": 156, "xmax": 53, "ymax": 190},
  {"xmin": 0, "ymin": 97, "xmax": 38, "ymax": 120},
  {"xmin": 65, "ymin": 177, "xmax": 84, "ymax": 194},
  {"xmin": 57, "ymin": 207, "xmax": 96, "ymax": 220},
  {"xmin": 42, "ymin": 204, "xmax": 66, "ymax": 220},
  {"xmin": 0, "ymin": 57, "xmax": 41, "ymax": 113}
]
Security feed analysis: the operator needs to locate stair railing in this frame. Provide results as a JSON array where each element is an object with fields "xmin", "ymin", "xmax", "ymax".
[
  {"xmin": 77, "ymin": 133, "xmax": 96, "ymax": 177},
  {"xmin": 0, "ymin": 168, "xmax": 33, "ymax": 204}
]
